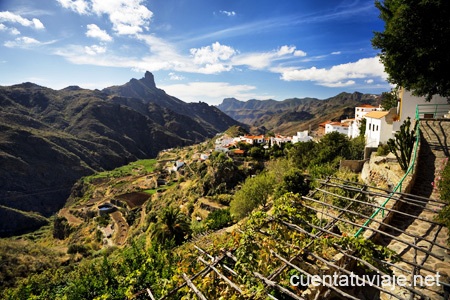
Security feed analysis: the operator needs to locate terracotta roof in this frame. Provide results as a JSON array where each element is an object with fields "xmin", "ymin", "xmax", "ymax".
[
  {"xmin": 319, "ymin": 120, "xmax": 332, "ymax": 127},
  {"xmin": 244, "ymin": 134, "xmax": 264, "ymax": 139},
  {"xmin": 365, "ymin": 111, "xmax": 389, "ymax": 119},
  {"xmin": 357, "ymin": 104, "xmax": 377, "ymax": 108},
  {"xmin": 234, "ymin": 149, "xmax": 245, "ymax": 154}
]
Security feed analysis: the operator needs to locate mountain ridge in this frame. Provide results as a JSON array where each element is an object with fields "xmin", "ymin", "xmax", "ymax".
[
  {"xmin": 217, "ymin": 92, "xmax": 380, "ymax": 134},
  {"xmin": 0, "ymin": 72, "xmax": 240, "ymax": 236}
]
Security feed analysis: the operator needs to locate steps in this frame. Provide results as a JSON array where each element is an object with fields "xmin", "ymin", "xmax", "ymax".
[{"xmin": 380, "ymin": 120, "xmax": 450, "ymax": 300}]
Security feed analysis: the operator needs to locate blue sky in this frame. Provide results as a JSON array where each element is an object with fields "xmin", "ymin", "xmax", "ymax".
[{"xmin": 0, "ymin": 0, "xmax": 390, "ymax": 105}]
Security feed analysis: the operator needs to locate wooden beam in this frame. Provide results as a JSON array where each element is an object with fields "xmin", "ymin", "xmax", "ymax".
[{"xmin": 182, "ymin": 273, "xmax": 208, "ymax": 300}]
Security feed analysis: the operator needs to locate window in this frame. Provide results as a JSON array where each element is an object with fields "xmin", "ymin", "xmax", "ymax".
[{"xmin": 369, "ymin": 123, "xmax": 371, "ymax": 130}]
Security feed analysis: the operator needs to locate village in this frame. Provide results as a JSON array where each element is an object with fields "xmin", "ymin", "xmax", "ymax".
[{"xmin": 213, "ymin": 89, "xmax": 450, "ymax": 157}]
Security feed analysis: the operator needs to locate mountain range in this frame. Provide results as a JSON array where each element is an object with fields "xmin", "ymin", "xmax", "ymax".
[
  {"xmin": 217, "ymin": 92, "xmax": 380, "ymax": 135},
  {"xmin": 0, "ymin": 72, "xmax": 239, "ymax": 236}
]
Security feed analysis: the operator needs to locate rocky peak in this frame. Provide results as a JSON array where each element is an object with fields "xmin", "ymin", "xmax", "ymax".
[{"xmin": 142, "ymin": 71, "xmax": 156, "ymax": 89}]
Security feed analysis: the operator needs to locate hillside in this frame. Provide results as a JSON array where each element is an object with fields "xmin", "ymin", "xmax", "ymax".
[
  {"xmin": 0, "ymin": 130, "xmax": 402, "ymax": 299},
  {"xmin": 0, "ymin": 73, "xmax": 240, "ymax": 236},
  {"xmin": 217, "ymin": 92, "xmax": 380, "ymax": 135}
]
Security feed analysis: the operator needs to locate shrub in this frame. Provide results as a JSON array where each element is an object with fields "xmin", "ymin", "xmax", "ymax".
[
  {"xmin": 230, "ymin": 172, "xmax": 276, "ymax": 219},
  {"xmin": 206, "ymin": 209, "xmax": 232, "ymax": 230},
  {"xmin": 376, "ymin": 143, "xmax": 390, "ymax": 156}
]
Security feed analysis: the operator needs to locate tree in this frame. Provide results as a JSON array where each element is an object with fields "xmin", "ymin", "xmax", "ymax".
[
  {"xmin": 358, "ymin": 118, "xmax": 367, "ymax": 137},
  {"xmin": 150, "ymin": 206, "xmax": 191, "ymax": 246},
  {"xmin": 230, "ymin": 172, "xmax": 275, "ymax": 219},
  {"xmin": 313, "ymin": 131, "xmax": 350, "ymax": 165},
  {"xmin": 380, "ymin": 88, "xmax": 399, "ymax": 110},
  {"xmin": 372, "ymin": 0, "xmax": 450, "ymax": 101},
  {"xmin": 276, "ymin": 168, "xmax": 310, "ymax": 196}
]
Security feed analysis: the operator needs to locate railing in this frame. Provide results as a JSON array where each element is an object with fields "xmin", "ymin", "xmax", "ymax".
[
  {"xmin": 416, "ymin": 103, "xmax": 450, "ymax": 119},
  {"xmin": 354, "ymin": 106, "xmax": 422, "ymax": 237}
]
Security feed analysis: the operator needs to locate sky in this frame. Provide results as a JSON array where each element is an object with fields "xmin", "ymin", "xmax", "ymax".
[{"xmin": 0, "ymin": 0, "xmax": 390, "ymax": 105}]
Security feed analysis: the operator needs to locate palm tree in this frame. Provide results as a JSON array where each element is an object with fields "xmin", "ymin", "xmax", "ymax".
[{"xmin": 150, "ymin": 206, "xmax": 191, "ymax": 246}]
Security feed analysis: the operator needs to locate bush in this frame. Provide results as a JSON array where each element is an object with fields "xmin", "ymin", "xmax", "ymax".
[
  {"xmin": 377, "ymin": 143, "xmax": 390, "ymax": 156},
  {"xmin": 230, "ymin": 172, "xmax": 276, "ymax": 219},
  {"xmin": 206, "ymin": 209, "xmax": 232, "ymax": 230},
  {"xmin": 67, "ymin": 244, "xmax": 90, "ymax": 256}
]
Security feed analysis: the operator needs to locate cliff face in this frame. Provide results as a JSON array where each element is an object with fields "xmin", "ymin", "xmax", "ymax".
[{"xmin": 0, "ymin": 72, "xmax": 240, "ymax": 236}]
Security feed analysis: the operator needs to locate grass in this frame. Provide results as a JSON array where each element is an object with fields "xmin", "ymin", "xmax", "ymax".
[
  {"xmin": 84, "ymin": 159, "xmax": 157, "ymax": 182},
  {"xmin": 143, "ymin": 182, "xmax": 177, "ymax": 195}
]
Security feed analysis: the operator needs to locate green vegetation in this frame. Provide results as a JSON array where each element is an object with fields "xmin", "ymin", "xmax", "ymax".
[
  {"xmin": 84, "ymin": 159, "xmax": 157, "ymax": 182},
  {"xmin": 373, "ymin": 0, "xmax": 450, "ymax": 100},
  {"xmin": 387, "ymin": 117, "xmax": 415, "ymax": 171},
  {"xmin": 377, "ymin": 143, "xmax": 390, "ymax": 156},
  {"xmin": 149, "ymin": 206, "xmax": 191, "ymax": 246},
  {"xmin": 380, "ymin": 88, "xmax": 399, "ymax": 110},
  {"xmin": 0, "ymin": 128, "xmax": 377, "ymax": 299},
  {"xmin": 205, "ymin": 209, "xmax": 233, "ymax": 230},
  {"xmin": 230, "ymin": 172, "xmax": 276, "ymax": 219}
]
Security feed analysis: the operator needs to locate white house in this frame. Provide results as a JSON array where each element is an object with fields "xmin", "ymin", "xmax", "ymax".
[
  {"xmin": 355, "ymin": 104, "xmax": 379, "ymax": 120},
  {"xmin": 171, "ymin": 160, "xmax": 185, "ymax": 172},
  {"xmin": 235, "ymin": 134, "xmax": 265, "ymax": 145},
  {"xmin": 364, "ymin": 108, "xmax": 397, "ymax": 147},
  {"xmin": 270, "ymin": 135, "xmax": 292, "ymax": 147},
  {"xmin": 325, "ymin": 122, "xmax": 349, "ymax": 135},
  {"xmin": 349, "ymin": 104, "xmax": 381, "ymax": 139},
  {"xmin": 292, "ymin": 130, "xmax": 313, "ymax": 143}
]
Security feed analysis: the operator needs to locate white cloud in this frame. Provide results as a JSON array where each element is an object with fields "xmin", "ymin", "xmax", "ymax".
[
  {"xmin": 0, "ymin": 11, "xmax": 45, "ymax": 29},
  {"xmin": 294, "ymin": 50, "xmax": 307, "ymax": 57},
  {"xmin": 4, "ymin": 36, "xmax": 43, "ymax": 48},
  {"xmin": 232, "ymin": 45, "xmax": 307, "ymax": 70},
  {"xmin": 189, "ymin": 42, "xmax": 236, "ymax": 74},
  {"xmin": 10, "ymin": 27, "xmax": 20, "ymax": 35},
  {"xmin": 86, "ymin": 24, "xmax": 113, "ymax": 42},
  {"xmin": 91, "ymin": 0, "xmax": 153, "ymax": 35},
  {"xmin": 168, "ymin": 73, "xmax": 184, "ymax": 80},
  {"xmin": 276, "ymin": 45, "xmax": 296, "ymax": 56},
  {"xmin": 84, "ymin": 44, "xmax": 107, "ymax": 55},
  {"xmin": 231, "ymin": 52, "xmax": 274, "ymax": 69},
  {"xmin": 57, "ymin": 0, "xmax": 90, "ymax": 14},
  {"xmin": 365, "ymin": 79, "xmax": 374, "ymax": 84},
  {"xmin": 57, "ymin": 0, "xmax": 153, "ymax": 35},
  {"xmin": 331, "ymin": 51, "xmax": 341, "ymax": 55},
  {"xmin": 279, "ymin": 57, "xmax": 387, "ymax": 87},
  {"xmin": 219, "ymin": 10, "xmax": 236, "ymax": 17},
  {"xmin": 321, "ymin": 80, "xmax": 356, "ymax": 87},
  {"xmin": 159, "ymin": 81, "xmax": 271, "ymax": 105},
  {"xmin": 190, "ymin": 42, "xmax": 236, "ymax": 64}
]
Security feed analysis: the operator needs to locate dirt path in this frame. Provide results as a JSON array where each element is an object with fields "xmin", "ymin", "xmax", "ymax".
[
  {"xmin": 59, "ymin": 208, "xmax": 83, "ymax": 226},
  {"xmin": 110, "ymin": 211, "xmax": 129, "ymax": 246}
]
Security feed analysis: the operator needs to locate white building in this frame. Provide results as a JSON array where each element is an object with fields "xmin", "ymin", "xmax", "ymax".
[
  {"xmin": 364, "ymin": 108, "xmax": 397, "ymax": 147},
  {"xmin": 349, "ymin": 104, "xmax": 381, "ymax": 139},
  {"xmin": 355, "ymin": 104, "xmax": 379, "ymax": 120},
  {"xmin": 292, "ymin": 130, "xmax": 313, "ymax": 143},
  {"xmin": 393, "ymin": 89, "xmax": 449, "ymax": 131},
  {"xmin": 271, "ymin": 135, "xmax": 292, "ymax": 147},
  {"xmin": 325, "ymin": 122, "xmax": 349, "ymax": 135}
]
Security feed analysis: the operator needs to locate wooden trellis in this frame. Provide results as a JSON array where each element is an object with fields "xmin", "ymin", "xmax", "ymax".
[{"xmin": 131, "ymin": 177, "xmax": 450, "ymax": 300}]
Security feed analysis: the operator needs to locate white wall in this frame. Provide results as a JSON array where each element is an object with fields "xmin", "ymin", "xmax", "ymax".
[
  {"xmin": 399, "ymin": 90, "xmax": 448, "ymax": 122},
  {"xmin": 365, "ymin": 117, "xmax": 393, "ymax": 147},
  {"xmin": 325, "ymin": 124, "xmax": 349, "ymax": 135}
]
